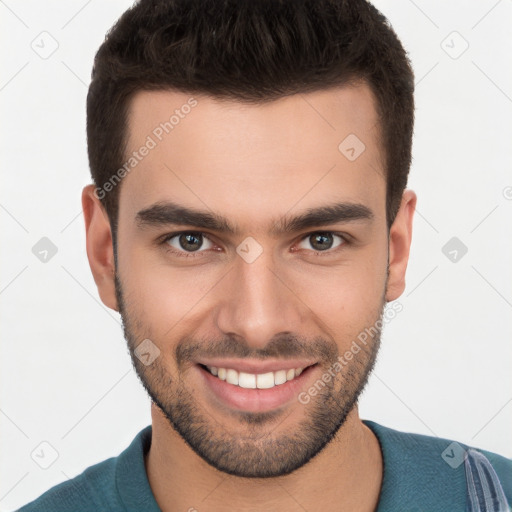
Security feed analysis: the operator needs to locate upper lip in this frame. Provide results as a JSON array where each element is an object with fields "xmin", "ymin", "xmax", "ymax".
[{"xmin": 197, "ymin": 359, "xmax": 317, "ymax": 374}]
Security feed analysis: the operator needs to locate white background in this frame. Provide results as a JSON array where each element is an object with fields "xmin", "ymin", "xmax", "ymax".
[{"xmin": 1, "ymin": 0, "xmax": 511, "ymax": 510}]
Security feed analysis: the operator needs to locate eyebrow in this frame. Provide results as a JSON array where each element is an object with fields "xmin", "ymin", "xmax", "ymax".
[{"xmin": 135, "ymin": 200, "xmax": 374, "ymax": 236}]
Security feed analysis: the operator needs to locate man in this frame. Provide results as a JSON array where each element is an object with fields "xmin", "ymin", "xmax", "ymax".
[{"xmin": 18, "ymin": 0, "xmax": 511, "ymax": 510}]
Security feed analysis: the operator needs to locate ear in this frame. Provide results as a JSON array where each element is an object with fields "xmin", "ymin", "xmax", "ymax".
[
  {"xmin": 82, "ymin": 185, "xmax": 118, "ymax": 311},
  {"xmin": 385, "ymin": 189, "xmax": 417, "ymax": 302}
]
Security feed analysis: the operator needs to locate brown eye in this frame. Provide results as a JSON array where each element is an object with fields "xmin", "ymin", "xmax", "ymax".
[
  {"xmin": 165, "ymin": 232, "xmax": 214, "ymax": 254},
  {"xmin": 297, "ymin": 232, "xmax": 346, "ymax": 253}
]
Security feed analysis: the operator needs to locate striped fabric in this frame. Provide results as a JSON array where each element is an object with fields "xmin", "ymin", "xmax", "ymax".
[{"xmin": 465, "ymin": 448, "xmax": 510, "ymax": 512}]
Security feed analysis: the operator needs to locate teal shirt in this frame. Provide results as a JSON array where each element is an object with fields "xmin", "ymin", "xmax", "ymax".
[{"xmin": 18, "ymin": 421, "xmax": 512, "ymax": 511}]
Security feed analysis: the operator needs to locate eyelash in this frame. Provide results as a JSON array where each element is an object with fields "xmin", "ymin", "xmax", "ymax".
[{"xmin": 159, "ymin": 231, "xmax": 350, "ymax": 259}]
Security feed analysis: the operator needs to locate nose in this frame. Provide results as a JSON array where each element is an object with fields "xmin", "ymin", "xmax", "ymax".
[{"xmin": 214, "ymin": 247, "xmax": 306, "ymax": 350}]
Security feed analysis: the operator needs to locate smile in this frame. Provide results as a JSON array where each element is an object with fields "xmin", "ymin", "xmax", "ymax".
[
  {"xmin": 204, "ymin": 365, "xmax": 305, "ymax": 389},
  {"xmin": 197, "ymin": 360, "xmax": 318, "ymax": 412}
]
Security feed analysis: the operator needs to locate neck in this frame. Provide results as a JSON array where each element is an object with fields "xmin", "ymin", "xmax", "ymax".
[{"xmin": 146, "ymin": 404, "xmax": 383, "ymax": 512}]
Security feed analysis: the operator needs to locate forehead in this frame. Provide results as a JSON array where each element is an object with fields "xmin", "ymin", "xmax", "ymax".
[{"xmin": 120, "ymin": 84, "xmax": 386, "ymax": 231}]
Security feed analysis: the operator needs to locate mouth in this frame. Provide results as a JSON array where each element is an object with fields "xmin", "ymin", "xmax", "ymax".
[
  {"xmin": 200, "ymin": 364, "xmax": 309, "ymax": 389},
  {"xmin": 196, "ymin": 361, "xmax": 319, "ymax": 412}
]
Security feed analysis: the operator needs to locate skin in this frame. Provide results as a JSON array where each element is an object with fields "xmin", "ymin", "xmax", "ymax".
[{"xmin": 82, "ymin": 83, "xmax": 416, "ymax": 511}]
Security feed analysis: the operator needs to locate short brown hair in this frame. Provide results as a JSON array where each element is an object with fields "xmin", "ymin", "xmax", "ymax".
[{"xmin": 87, "ymin": 0, "xmax": 414, "ymax": 236}]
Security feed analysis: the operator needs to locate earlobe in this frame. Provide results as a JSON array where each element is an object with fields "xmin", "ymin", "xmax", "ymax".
[
  {"xmin": 385, "ymin": 189, "xmax": 417, "ymax": 302},
  {"xmin": 82, "ymin": 185, "xmax": 119, "ymax": 311}
]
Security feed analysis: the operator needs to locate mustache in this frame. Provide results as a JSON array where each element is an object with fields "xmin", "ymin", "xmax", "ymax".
[{"xmin": 175, "ymin": 332, "xmax": 339, "ymax": 368}]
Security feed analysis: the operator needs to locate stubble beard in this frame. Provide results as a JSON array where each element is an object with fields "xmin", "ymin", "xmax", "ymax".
[{"xmin": 115, "ymin": 272, "xmax": 384, "ymax": 478}]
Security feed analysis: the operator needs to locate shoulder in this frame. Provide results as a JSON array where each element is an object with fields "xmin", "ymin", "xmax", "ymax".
[
  {"xmin": 363, "ymin": 420, "xmax": 512, "ymax": 511},
  {"xmin": 16, "ymin": 456, "xmax": 120, "ymax": 511},
  {"xmin": 16, "ymin": 425, "xmax": 155, "ymax": 512}
]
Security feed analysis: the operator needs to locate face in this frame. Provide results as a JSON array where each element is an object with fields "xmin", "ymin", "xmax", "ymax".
[{"xmin": 84, "ymin": 84, "xmax": 415, "ymax": 478}]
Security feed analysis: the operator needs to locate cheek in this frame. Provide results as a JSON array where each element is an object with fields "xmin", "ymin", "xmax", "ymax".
[
  {"xmin": 118, "ymin": 228, "xmax": 388, "ymax": 344},
  {"xmin": 119, "ymin": 244, "xmax": 220, "ymax": 333},
  {"xmin": 288, "ymin": 246, "xmax": 388, "ymax": 339}
]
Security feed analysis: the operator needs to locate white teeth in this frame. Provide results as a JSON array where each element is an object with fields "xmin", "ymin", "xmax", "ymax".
[
  {"xmin": 205, "ymin": 365, "xmax": 307, "ymax": 389},
  {"xmin": 226, "ymin": 369, "xmax": 239, "ymax": 385},
  {"xmin": 238, "ymin": 372, "xmax": 257, "ymax": 389},
  {"xmin": 274, "ymin": 370, "xmax": 287, "ymax": 385},
  {"xmin": 257, "ymin": 372, "xmax": 275, "ymax": 389}
]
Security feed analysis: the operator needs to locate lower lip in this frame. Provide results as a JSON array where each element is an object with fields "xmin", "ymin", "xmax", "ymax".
[{"xmin": 197, "ymin": 364, "xmax": 317, "ymax": 413}]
